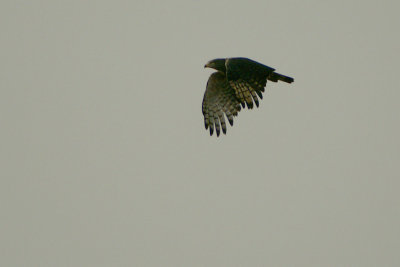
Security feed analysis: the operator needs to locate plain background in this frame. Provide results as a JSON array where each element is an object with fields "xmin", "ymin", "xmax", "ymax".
[{"xmin": 1, "ymin": 0, "xmax": 399, "ymax": 266}]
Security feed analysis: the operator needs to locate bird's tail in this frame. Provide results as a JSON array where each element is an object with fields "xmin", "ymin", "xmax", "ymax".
[{"xmin": 268, "ymin": 72, "xmax": 294, "ymax": 83}]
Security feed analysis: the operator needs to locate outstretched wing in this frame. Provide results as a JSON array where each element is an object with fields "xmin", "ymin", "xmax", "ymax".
[
  {"xmin": 202, "ymin": 72, "xmax": 241, "ymax": 136},
  {"xmin": 225, "ymin": 57, "xmax": 275, "ymax": 109}
]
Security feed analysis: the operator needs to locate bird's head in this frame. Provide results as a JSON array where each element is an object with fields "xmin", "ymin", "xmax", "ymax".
[{"xmin": 204, "ymin": 58, "xmax": 226, "ymax": 72}]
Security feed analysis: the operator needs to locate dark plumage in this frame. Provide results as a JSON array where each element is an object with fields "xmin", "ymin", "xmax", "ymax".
[{"xmin": 202, "ymin": 57, "xmax": 294, "ymax": 136}]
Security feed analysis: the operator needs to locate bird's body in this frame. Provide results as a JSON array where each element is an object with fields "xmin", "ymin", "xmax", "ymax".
[{"xmin": 202, "ymin": 57, "xmax": 294, "ymax": 136}]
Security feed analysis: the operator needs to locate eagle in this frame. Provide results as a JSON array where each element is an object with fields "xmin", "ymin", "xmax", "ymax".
[{"xmin": 202, "ymin": 57, "xmax": 294, "ymax": 136}]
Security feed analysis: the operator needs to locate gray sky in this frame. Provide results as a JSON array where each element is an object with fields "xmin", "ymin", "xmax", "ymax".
[{"xmin": 1, "ymin": 0, "xmax": 400, "ymax": 266}]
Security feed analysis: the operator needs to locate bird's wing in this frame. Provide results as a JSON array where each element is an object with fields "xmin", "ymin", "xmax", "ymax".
[
  {"xmin": 225, "ymin": 57, "xmax": 275, "ymax": 109},
  {"xmin": 202, "ymin": 72, "xmax": 241, "ymax": 136}
]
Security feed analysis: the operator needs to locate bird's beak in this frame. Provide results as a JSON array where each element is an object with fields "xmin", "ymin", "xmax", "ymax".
[{"xmin": 204, "ymin": 64, "xmax": 207, "ymax": 68}]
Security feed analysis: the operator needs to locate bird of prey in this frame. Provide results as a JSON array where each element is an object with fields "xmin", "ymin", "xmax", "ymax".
[{"xmin": 202, "ymin": 57, "xmax": 294, "ymax": 136}]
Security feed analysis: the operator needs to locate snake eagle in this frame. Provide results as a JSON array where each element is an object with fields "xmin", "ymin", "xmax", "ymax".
[{"xmin": 202, "ymin": 57, "xmax": 294, "ymax": 136}]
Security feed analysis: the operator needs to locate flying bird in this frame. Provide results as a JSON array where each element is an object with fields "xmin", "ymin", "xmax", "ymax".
[{"xmin": 202, "ymin": 57, "xmax": 294, "ymax": 136}]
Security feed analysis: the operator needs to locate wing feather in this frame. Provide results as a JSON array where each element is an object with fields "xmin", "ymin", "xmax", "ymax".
[
  {"xmin": 202, "ymin": 72, "xmax": 241, "ymax": 136},
  {"xmin": 226, "ymin": 57, "xmax": 275, "ymax": 109}
]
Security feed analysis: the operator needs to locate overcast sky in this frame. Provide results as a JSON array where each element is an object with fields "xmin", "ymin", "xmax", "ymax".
[{"xmin": 1, "ymin": 0, "xmax": 400, "ymax": 266}]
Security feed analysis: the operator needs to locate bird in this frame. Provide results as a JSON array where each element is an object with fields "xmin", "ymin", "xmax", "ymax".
[{"xmin": 202, "ymin": 57, "xmax": 294, "ymax": 136}]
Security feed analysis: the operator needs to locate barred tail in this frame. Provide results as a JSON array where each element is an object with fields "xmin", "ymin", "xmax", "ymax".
[{"xmin": 268, "ymin": 72, "xmax": 294, "ymax": 84}]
